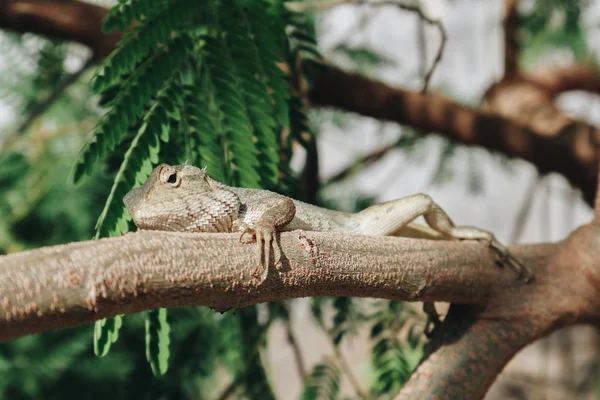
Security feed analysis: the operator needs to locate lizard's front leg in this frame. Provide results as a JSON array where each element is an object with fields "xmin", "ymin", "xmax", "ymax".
[
  {"xmin": 356, "ymin": 193, "xmax": 531, "ymax": 281},
  {"xmin": 232, "ymin": 197, "xmax": 296, "ymax": 282}
]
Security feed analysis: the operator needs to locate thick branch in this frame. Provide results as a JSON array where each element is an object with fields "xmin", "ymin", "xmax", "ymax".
[
  {"xmin": 309, "ymin": 64, "xmax": 599, "ymax": 205},
  {"xmin": 0, "ymin": 223, "xmax": 599, "ymax": 399},
  {"xmin": 503, "ymin": 0, "xmax": 519, "ymax": 77},
  {"xmin": 0, "ymin": 0, "xmax": 120, "ymax": 59},
  {"xmin": 398, "ymin": 223, "xmax": 600, "ymax": 398},
  {"xmin": 525, "ymin": 65, "xmax": 600, "ymax": 97},
  {"xmin": 0, "ymin": 230, "xmax": 537, "ymax": 343}
]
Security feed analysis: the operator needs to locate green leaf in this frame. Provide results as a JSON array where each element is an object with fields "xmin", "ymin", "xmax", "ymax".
[
  {"xmin": 93, "ymin": 74, "xmax": 182, "ymax": 239},
  {"xmin": 300, "ymin": 357, "xmax": 341, "ymax": 400},
  {"xmin": 145, "ymin": 308, "xmax": 171, "ymax": 376},
  {"xmin": 93, "ymin": 315, "xmax": 123, "ymax": 357}
]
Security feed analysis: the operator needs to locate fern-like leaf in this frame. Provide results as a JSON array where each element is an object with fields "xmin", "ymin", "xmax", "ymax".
[
  {"xmin": 93, "ymin": 315, "xmax": 123, "ymax": 357},
  {"xmin": 74, "ymin": 34, "xmax": 194, "ymax": 183},
  {"xmin": 200, "ymin": 34, "xmax": 261, "ymax": 187},
  {"xmin": 183, "ymin": 84, "xmax": 228, "ymax": 182},
  {"xmin": 300, "ymin": 357, "xmax": 341, "ymax": 400},
  {"xmin": 96, "ymin": 0, "xmax": 199, "ymax": 92},
  {"xmin": 145, "ymin": 308, "xmax": 171, "ymax": 376},
  {"xmin": 93, "ymin": 74, "xmax": 183, "ymax": 238}
]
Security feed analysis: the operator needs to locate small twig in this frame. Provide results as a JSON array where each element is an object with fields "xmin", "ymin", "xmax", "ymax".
[
  {"xmin": 285, "ymin": 0, "xmax": 446, "ymax": 93},
  {"xmin": 503, "ymin": 0, "xmax": 520, "ymax": 78},
  {"xmin": 331, "ymin": 345, "xmax": 367, "ymax": 399},
  {"xmin": 541, "ymin": 178, "xmax": 552, "ymax": 241},
  {"xmin": 416, "ymin": 1, "xmax": 427, "ymax": 79},
  {"xmin": 312, "ymin": 315, "xmax": 367, "ymax": 399},
  {"xmin": 282, "ymin": 305, "xmax": 307, "ymax": 380},
  {"xmin": 215, "ymin": 379, "xmax": 241, "ymax": 400},
  {"xmin": 394, "ymin": 3, "xmax": 446, "ymax": 93},
  {"xmin": 15, "ymin": 56, "xmax": 96, "ymax": 135},
  {"xmin": 595, "ymin": 157, "xmax": 600, "ymax": 222},
  {"xmin": 324, "ymin": 140, "xmax": 400, "ymax": 185},
  {"xmin": 509, "ymin": 175, "xmax": 542, "ymax": 243},
  {"xmin": 301, "ymin": 134, "xmax": 320, "ymax": 205}
]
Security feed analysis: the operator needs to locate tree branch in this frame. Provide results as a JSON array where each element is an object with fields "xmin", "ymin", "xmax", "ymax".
[
  {"xmin": 397, "ymin": 222, "xmax": 600, "ymax": 399},
  {"xmin": 525, "ymin": 65, "xmax": 600, "ymax": 97},
  {"xmin": 0, "ymin": 229, "xmax": 535, "ymax": 342},
  {"xmin": 309, "ymin": 64, "xmax": 599, "ymax": 205},
  {"xmin": 0, "ymin": 222, "xmax": 598, "ymax": 398},
  {"xmin": 0, "ymin": 0, "xmax": 120, "ymax": 59},
  {"xmin": 503, "ymin": 0, "xmax": 519, "ymax": 77},
  {"xmin": 15, "ymin": 56, "xmax": 96, "ymax": 135}
]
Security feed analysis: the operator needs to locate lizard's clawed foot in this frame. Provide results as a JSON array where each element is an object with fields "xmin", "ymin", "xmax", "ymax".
[
  {"xmin": 450, "ymin": 226, "xmax": 531, "ymax": 282},
  {"xmin": 232, "ymin": 220, "xmax": 282, "ymax": 283},
  {"xmin": 488, "ymin": 238, "xmax": 531, "ymax": 283}
]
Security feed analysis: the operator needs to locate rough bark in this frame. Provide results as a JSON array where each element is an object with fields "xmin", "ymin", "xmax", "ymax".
[
  {"xmin": 0, "ymin": 230, "xmax": 537, "ymax": 342},
  {"xmin": 0, "ymin": 221, "xmax": 598, "ymax": 399}
]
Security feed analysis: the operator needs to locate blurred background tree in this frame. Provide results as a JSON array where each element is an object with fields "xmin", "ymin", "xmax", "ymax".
[{"xmin": 0, "ymin": 0, "xmax": 599, "ymax": 399}]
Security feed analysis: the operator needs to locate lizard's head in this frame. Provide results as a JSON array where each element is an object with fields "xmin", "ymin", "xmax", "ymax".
[{"xmin": 123, "ymin": 164, "xmax": 240, "ymax": 233}]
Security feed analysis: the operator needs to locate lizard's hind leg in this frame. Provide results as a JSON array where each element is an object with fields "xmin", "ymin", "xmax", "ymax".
[{"xmin": 356, "ymin": 194, "xmax": 530, "ymax": 281}]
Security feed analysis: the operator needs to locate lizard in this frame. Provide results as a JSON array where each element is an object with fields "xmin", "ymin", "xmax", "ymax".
[
  {"xmin": 124, "ymin": 163, "xmax": 530, "ymax": 284},
  {"xmin": 123, "ymin": 163, "xmax": 530, "ymax": 333}
]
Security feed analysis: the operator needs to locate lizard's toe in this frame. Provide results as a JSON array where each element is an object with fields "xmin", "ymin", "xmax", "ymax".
[
  {"xmin": 253, "ymin": 224, "xmax": 275, "ymax": 283},
  {"xmin": 489, "ymin": 239, "xmax": 531, "ymax": 282}
]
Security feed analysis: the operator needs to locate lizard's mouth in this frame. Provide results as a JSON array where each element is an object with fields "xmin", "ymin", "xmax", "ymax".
[{"xmin": 123, "ymin": 187, "xmax": 144, "ymax": 222}]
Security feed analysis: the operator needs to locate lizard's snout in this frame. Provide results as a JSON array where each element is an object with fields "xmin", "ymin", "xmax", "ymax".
[{"xmin": 123, "ymin": 187, "xmax": 144, "ymax": 221}]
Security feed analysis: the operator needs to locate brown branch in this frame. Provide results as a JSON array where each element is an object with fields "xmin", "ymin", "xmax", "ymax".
[
  {"xmin": 0, "ymin": 0, "xmax": 120, "ymax": 59},
  {"xmin": 16, "ymin": 56, "xmax": 96, "ymax": 135},
  {"xmin": 0, "ymin": 229, "xmax": 536, "ymax": 342},
  {"xmin": 309, "ymin": 64, "xmax": 599, "ymax": 206},
  {"xmin": 393, "ymin": 2, "xmax": 446, "ymax": 93},
  {"xmin": 397, "ymin": 222, "xmax": 600, "ymax": 399},
  {"xmin": 525, "ymin": 65, "xmax": 600, "ymax": 97},
  {"xmin": 503, "ymin": 0, "xmax": 520, "ymax": 78}
]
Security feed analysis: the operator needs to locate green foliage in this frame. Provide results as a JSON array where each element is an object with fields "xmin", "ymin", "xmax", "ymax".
[
  {"xmin": 331, "ymin": 297, "xmax": 361, "ymax": 346},
  {"xmin": 331, "ymin": 44, "xmax": 396, "ymax": 76},
  {"xmin": 145, "ymin": 308, "xmax": 171, "ymax": 376},
  {"xmin": 0, "ymin": 308, "xmax": 234, "ymax": 399},
  {"xmin": 94, "ymin": 315, "xmax": 123, "ymax": 358},
  {"xmin": 430, "ymin": 142, "xmax": 457, "ymax": 187},
  {"xmin": 520, "ymin": 0, "xmax": 591, "ymax": 67},
  {"xmin": 369, "ymin": 302, "xmax": 423, "ymax": 397},
  {"xmin": 300, "ymin": 358, "xmax": 341, "ymax": 400},
  {"xmin": 64, "ymin": 0, "xmax": 319, "ymax": 383}
]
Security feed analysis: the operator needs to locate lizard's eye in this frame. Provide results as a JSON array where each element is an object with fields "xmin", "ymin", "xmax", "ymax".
[{"xmin": 159, "ymin": 168, "xmax": 181, "ymax": 187}]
